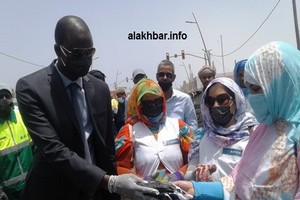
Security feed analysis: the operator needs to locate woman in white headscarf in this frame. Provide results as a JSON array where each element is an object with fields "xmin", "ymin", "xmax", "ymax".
[{"xmin": 185, "ymin": 77, "xmax": 257, "ymax": 182}]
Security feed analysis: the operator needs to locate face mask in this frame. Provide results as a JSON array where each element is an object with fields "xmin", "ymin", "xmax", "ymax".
[
  {"xmin": 158, "ymin": 82, "xmax": 172, "ymax": 92},
  {"xmin": 60, "ymin": 57, "xmax": 91, "ymax": 79},
  {"xmin": 141, "ymin": 102, "xmax": 162, "ymax": 118},
  {"xmin": 147, "ymin": 112, "xmax": 163, "ymax": 123},
  {"xmin": 248, "ymin": 94, "xmax": 272, "ymax": 124},
  {"xmin": 118, "ymin": 97, "xmax": 125, "ymax": 104},
  {"xmin": 210, "ymin": 105, "xmax": 233, "ymax": 127},
  {"xmin": 0, "ymin": 99, "xmax": 13, "ymax": 120}
]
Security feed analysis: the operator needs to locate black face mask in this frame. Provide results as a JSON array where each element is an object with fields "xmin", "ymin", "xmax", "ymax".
[
  {"xmin": 141, "ymin": 98, "xmax": 163, "ymax": 117},
  {"xmin": 0, "ymin": 99, "xmax": 13, "ymax": 120},
  {"xmin": 158, "ymin": 82, "xmax": 172, "ymax": 92},
  {"xmin": 210, "ymin": 106, "xmax": 233, "ymax": 127},
  {"xmin": 141, "ymin": 106, "xmax": 162, "ymax": 117},
  {"xmin": 59, "ymin": 57, "xmax": 92, "ymax": 80}
]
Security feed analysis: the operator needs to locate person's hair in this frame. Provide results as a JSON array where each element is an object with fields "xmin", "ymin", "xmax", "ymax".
[
  {"xmin": 89, "ymin": 70, "xmax": 106, "ymax": 82},
  {"xmin": 157, "ymin": 60, "xmax": 175, "ymax": 74}
]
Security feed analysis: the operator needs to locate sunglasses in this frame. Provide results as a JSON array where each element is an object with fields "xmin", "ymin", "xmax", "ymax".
[
  {"xmin": 141, "ymin": 97, "xmax": 163, "ymax": 108},
  {"xmin": 158, "ymin": 72, "xmax": 173, "ymax": 79},
  {"xmin": 205, "ymin": 93, "xmax": 233, "ymax": 107},
  {"xmin": 59, "ymin": 44, "xmax": 96, "ymax": 58}
]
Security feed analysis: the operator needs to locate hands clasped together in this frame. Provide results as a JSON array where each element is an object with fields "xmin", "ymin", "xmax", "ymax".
[{"xmin": 195, "ymin": 164, "xmax": 216, "ymax": 182}]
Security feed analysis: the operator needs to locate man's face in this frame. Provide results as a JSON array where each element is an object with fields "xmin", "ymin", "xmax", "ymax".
[
  {"xmin": 200, "ymin": 73, "xmax": 214, "ymax": 89},
  {"xmin": 58, "ymin": 42, "xmax": 95, "ymax": 79},
  {"xmin": 0, "ymin": 90, "xmax": 12, "ymax": 100},
  {"xmin": 117, "ymin": 91, "xmax": 126, "ymax": 99},
  {"xmin": 237, "ymin": 68, "xmax": 246, "ymax": 88},
  {"xmin": 156, "ymin": 65, "xmax": 175, "ymax": 84},
  {"xmin": 133, "ymin": 74, "xmax": 145, "ymax": 84},
  {"xmin": 56, "ymin": 27, "xmax": 95, "ymax": 81},
  {"xmin": 0, "ymin": 90, "xmax": 13, "ymax": 120}
]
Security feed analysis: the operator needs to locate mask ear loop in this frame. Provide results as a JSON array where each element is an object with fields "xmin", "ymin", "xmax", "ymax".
[
  {"xmin": 59, "ymin": 57, "xmax": 67, "ymax": 67},
  {"xmin": 229, "ymin": 99, "xmax": 236, "ymax": 117}
]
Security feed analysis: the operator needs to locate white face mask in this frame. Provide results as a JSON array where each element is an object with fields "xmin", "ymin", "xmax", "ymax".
[{"xmin": 118, "ymin": 97, "xmax": 125, "ymax": 103}]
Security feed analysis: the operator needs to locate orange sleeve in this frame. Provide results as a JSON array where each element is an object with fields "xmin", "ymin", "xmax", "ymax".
[
  {"xmin": 115, "ymin": 124, "xmax": 138, "ymax": 176},
  {"xmin": 178, "ymin": 119, "xmax": 194, "ymax": 166},
  {"xmin": 179, "ymin": 164, "xmax": 188, "ymax": 174}
]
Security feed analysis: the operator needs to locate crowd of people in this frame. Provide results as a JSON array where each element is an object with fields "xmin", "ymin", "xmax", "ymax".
[{"xmin": 1, "ymin": 15, "xmax": 300, "ymax": 200}]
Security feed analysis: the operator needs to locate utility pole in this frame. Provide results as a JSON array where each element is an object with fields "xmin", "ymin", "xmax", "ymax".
[
  {"xmin": 293, "ymin": 0, "xmax": 300, "ymax": 49},
  {"xmin": 180, "ymin": 61, "xmax": 190, "ymax": 81},
  {"xmin": 114, "ymin": 70, "xmax": 121, "ymax": 91},
  {"xmin": 186, "ymin": 13, "xmax": 211, "ymax": 66},
  {"xmin": 220, "ymin": 35, "xmax": 225, "ymax": 76}
]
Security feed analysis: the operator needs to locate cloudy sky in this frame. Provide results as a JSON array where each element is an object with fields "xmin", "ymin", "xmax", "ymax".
[{"xmin": 0, "ymin": 0, "xmax": 297, "ymax": 91}]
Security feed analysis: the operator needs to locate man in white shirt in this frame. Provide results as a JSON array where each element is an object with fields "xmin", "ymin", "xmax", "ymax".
[{"xmin": 156, "ymin": 60, "xmax": 198, "ymax": 130}]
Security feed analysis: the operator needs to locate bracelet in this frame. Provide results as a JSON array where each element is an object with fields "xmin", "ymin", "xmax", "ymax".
[
  {"xmin": 108, "ymin": 175, "xmax": 117, "ymax": 193},
  {"xmin": 174, "ymin": 171, "xmax": 184, "ymax": 180}
]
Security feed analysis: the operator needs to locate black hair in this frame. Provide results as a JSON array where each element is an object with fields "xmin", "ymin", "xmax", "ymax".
[
  {"xmin": 206, "ymin": 83, "xmax": 235, "ymax": 100},
  {"xmin": 89, "ymin": 70, "xmax": 106, "ymax": 82}
]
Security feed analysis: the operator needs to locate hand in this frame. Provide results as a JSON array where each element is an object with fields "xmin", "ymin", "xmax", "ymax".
[
  {"xmin": 108, "ymin": 174, "xmax": 159, "ymax": 200},
  {"xmin": 173, "ymin": 180, "xmax": 194, "ymax": 196},
  {"xmin": 195, "ymin": 164, "xmax": 216, "ymax": 182}
]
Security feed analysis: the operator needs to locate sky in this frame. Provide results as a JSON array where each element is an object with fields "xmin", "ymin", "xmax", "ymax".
[{"xmin": 0, "ymin": 0, "xmax": 298, "ymax": 92}]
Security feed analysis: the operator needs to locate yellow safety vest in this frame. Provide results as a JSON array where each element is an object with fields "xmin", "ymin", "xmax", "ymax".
[{"xmin": 0, "ymin": 109, "xmax": 33, "ymax": 198}]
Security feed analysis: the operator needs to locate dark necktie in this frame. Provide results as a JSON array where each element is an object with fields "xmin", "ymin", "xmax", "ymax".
[{"xmin": 68, "ymin": 83, "xmax": 92, "ymax": 163}]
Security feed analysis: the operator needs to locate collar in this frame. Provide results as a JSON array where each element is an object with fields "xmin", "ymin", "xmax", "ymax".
[{"xmin": 166, "ymin": 88, "xmax": 177, "ymax": 102}]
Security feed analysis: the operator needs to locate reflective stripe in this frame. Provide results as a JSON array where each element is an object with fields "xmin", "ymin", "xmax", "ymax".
[
  {"xmin": 0, "ymin": 141, "xmax": 30, "ymax": 156},
  {"xmin": 1, "ymin": 172, "xmax": 27, "ymax": 187}
]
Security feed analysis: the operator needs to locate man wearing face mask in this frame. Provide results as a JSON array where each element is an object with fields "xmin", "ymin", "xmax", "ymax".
[
  {"xmin": 16, "ymin": 15, "xmax": 159, "ymax": 200},
  {"xmin": 0, "ymin": 83, "xmax": 33, "ymax": 200},
  {"xmin": 156, "ymin": 60, "xmax": 198, "ymax": 131}
]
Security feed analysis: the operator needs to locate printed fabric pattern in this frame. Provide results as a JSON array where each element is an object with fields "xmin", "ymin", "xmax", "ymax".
[{"xmin": 220, "ymin": 41, "xmax": 300, "ymax": 199}]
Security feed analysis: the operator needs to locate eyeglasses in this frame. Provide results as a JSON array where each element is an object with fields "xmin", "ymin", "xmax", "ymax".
[
  {"xmin": 158, "ymin": 72, "xmax": 173, "ymax": 79},
  {"xmin": 59, "ymin": 44, "xmax": 96, "ymax": 58},
  {"xmin": 141, "ymin": 97, "xmax": 163, "ymax": 108},
  {"xmin": 205, "ymin": 93, "xmax": 233, "ymax": 107}
]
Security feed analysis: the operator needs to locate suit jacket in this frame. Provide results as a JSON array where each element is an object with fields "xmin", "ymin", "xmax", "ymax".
[{"xmin": 16, "ymin": 60, "xmax": 119, "ymax": 200}]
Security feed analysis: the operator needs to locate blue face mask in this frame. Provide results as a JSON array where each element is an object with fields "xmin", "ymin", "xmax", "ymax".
[
  {"xmin": 147, "ymin": 112, "xmax": 163, "ymax": 123},
  {"xmin": 118, "ymin": 97, "xmax": 125, "ymax": 104},
  {"xmin": 248, "ymin": 94, "xmax": 272, "ymax": 124}
]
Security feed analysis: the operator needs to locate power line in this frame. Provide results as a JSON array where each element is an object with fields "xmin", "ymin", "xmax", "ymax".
[
  {"xmin": 0, "ymin": 51, "xmax": 45, "ymax": 68},
  {"xmin": 0, "ymin": 51, "xmax": 100, "ymax": 68},
  {"xmin": 212, "ymin": 0, "xmax": 281, "ymax": 57}
]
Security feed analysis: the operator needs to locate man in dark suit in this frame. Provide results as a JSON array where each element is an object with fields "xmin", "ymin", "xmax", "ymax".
[{"xmin": 16, "ymin": 15, "xmax": 158, "ymax": 200}]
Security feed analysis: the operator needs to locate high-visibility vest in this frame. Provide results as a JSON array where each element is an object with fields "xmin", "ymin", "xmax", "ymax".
[{"xmin": 0, "ymin": 109, "xmax": 33, "ymax": 197}]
